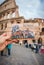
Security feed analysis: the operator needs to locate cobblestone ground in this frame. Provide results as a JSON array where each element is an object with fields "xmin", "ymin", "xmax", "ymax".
[{"xmin": 0, "ymin": 44, "xmax": 44, "ymax": 65}]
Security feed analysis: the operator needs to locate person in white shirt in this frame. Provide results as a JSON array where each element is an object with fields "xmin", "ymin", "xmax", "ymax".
[{"xmin": 31, "ymin": 39, "xmax": 38, "ymax": 53}]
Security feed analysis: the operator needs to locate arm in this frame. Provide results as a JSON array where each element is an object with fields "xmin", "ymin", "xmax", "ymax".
[
  {"xmin": 0, "ymin": 41, "xmax": 8, "ymax": 51},
  {"xmin": 0, "ymin": 39, "xmax": 18, "ymax": 51}
]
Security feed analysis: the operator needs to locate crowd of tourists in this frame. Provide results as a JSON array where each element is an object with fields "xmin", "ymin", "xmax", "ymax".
[
  {"xmin": 23, "ymin": 37, "xmax": 44, "ymax": 54},
  {"xmin": 0, "ymin": 36, "xmax": 44, "ymax": 56}
]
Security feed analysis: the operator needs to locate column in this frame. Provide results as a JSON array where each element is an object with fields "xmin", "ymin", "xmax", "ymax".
[
  {"xmin": 1, "ymin": 15, "xmax": 4, "ymax": 20},
  {"xmin": 39, "ymin": 23, "xmax": 42, "ymax": 32},
  {"xmin": 0, "ymin": 16, "xmax": 1, "ymax": 21},
  {"xmin": 21, "ymin": 19, "xmax": 24, "ymax": 23},
  {"xmin": 0, "ymin": 24, "xmax": 1, "ymax": 30},
  {"xmin": 4, "ymin": 13, "xmax": 8, "ymax": 19},
  {"xmin": 12, "ymin": 11, "xmax": 15, "ymax": 18},
  {"xmin": 10, "ymin": 10, "xmax": 13, "ymax": 18},
  {"xmin": 3, "ymin": 23, "xmax": 5, "ymax": 30},
  {"xmin": 7, "ymin": 10, "xmax": 12, "ymax": 19},
  {"xmin": 15, "ymin": 8, "xmax": 19, "ymax": 18}
]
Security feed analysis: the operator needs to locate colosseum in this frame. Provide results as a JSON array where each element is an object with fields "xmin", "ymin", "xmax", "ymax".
[{"xmin": 0, "ymin": 0, "xmax": 44, "ymax": 44}]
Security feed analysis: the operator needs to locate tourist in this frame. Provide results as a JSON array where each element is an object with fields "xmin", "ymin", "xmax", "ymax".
[
  {"xmin": 24, "ymin": 40, "xmax": 28, "ymax": 48},
  {"xmin": 38, "ymin": 37, "xmax": 42, "ymax": 51},
  {"xmin": 31, "ymin": 39, "xmax": 38, "ymax": 53},
  {"xmin": 7, "ymin": 44, "xmax": 12, "ymax": 56},
  {"xmin": 1, "ymin": 50, "xmax": 4, "ymax": 56}
]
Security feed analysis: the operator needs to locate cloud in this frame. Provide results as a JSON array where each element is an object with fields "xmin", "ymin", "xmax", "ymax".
[
  {"xmin": 0, "ymin": 0, "xmax": 4, "ymax": 4},
  {"xmin": 17, "ymin": 0, "xmax": 44, "ymax": 19}
]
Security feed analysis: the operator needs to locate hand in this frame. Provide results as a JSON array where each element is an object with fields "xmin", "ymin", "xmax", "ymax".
[
  {"xmin": 5, "ymin": 39, "xmax": 19, "ymax": 45},
  {"xmin": 12, "ymin": 39, "xmax": 19, "ymax": 43}
]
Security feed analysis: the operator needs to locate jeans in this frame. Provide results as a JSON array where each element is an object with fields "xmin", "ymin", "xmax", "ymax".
[
  {"xmin": 39, "ymin": 44, "xmax": 42, "ymax": 49},
  {"xmin": 8, "ymin": 49, "xmax": 11, "ymax": 55},
  {"xmin": 1, "ymin": 51, "xmax": 3, "ymax": 56},
  {"xmin": 35, "ymin": 45, "xmax": 38, "ymax": 53}
]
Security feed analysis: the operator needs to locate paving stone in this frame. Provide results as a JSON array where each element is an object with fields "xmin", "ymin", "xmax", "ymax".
[{"xmin": 0, "ymin": 44, "xmax": 44, "ymax": 65}]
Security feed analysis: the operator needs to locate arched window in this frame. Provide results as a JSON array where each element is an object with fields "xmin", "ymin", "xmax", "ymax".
[
  {"xmin": 42, "ymin": 28, "xmax": 44, "ymax": 32},
  {"xmin": 5, "ymin": 23, "xmax": 7, "ymax": 29},
  {"xmin": 7, "ymin": 13, "xmax": 11, "ymax": 19},
  {"xmin": 12, "ymin": 12, "xmax": 15, "ymax": 18},
  {"xmin": 17, "ymin": 21, "xmax": 20, "ymax": 24},
  {"xmin": 11, "ymin": 21, "xmax": 14, "ymax": 24},
  {"xmin": 1, "ymin": 24, "xmax": 3, "ymax": 30}
]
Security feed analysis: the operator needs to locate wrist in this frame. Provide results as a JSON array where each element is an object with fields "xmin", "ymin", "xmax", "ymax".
[{"xmin": 4, "ymin": 41, "xmax": 8, "ymax": 46}]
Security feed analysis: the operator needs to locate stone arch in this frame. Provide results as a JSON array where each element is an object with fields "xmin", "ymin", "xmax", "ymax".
[
  {"xmin": 42, "ymin": 28, "xmax": 44, "ymax": 32},
  {"xmin": 5, "ymin": 22, "xmax": 7, "ymax": 29},
  {"xmin": 1, "ymin": 24, "xmax": 3, "ymax": 30}
]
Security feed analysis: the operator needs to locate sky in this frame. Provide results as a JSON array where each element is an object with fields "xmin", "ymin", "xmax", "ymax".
[{"xmin": 0, "ymin": 0, "xmax": 44, "ymax": 19}]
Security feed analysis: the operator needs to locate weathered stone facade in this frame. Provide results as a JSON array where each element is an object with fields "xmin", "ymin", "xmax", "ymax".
[
  {"xmin": 0, "ymin": 0, "xmax": 24, "ymax": 34},
  {"xmin": 0, "ymin": 0, "xmax": 44, "ymax": 44}
]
